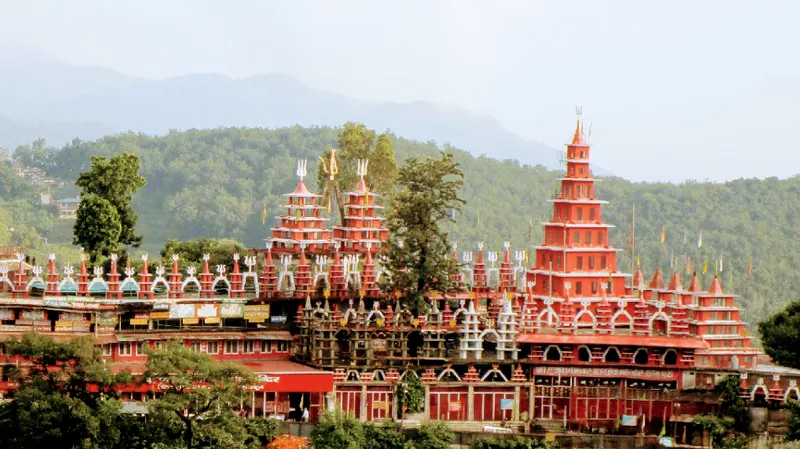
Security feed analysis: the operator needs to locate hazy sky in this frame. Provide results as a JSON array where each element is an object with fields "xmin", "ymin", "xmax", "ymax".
[{"xmin": 1, "ymin": 0, "xmax": 799, "ymax": 182}]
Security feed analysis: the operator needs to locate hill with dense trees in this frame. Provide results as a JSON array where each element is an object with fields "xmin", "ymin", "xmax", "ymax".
[{"xmin": 8, "ymin": 125, "xmax": 800, "ymax": 326}]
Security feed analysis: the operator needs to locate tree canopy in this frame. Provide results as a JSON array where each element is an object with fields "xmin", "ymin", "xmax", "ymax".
[
  {"xmin": 384, "ymin": 153, "xmax": 464, "ymax": 312},
  {"xmin": 74, "ymin": 152, "xmax": 146, "ymax": 254},
  {"xmin": 758, "ymin": 300, "xmax": 800, "ymax": 370}
]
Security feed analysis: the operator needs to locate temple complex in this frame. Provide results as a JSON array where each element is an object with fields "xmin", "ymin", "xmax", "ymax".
[{"xmin": 0, "ymin": 113, "xmax": 794, "ymax": 437}]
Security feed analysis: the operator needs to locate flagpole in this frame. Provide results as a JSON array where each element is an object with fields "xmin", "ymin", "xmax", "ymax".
[{"xmin": 630, "ymin": 203, "xmax": 636, "ymax": 274}]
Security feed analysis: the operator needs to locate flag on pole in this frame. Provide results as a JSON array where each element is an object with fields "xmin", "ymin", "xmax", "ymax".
[
  {"xmin": 685, "ymin": 257, "xmax": 692, "ymax": 275},
  {"xmin": 262, "ymin": 204, "xmax": 268, "ymax": 225},
  {"xmin": 670, "ymin": 249, "xmax": 674, "ymax": 269},
  {"xmin": 746, "ymin": 259, "xmax": 753, "ymax": 277},
  {"xmin": 660, "ymin": 226, "xmax": 666, "ymax": 243},
  {"xmin": 703, "ymin": 258, "xmax": 709, "ymax": 274},
  {"xmin": 683, "ymin": 230, "xmax": 687, "ymax": 245},
  {"xmin": 719, "ymin": 255, "xmax": 724, "ymax": 272},
  {"xmin": 697, "ymin": 231, "xmax": 703, "ymax": 248},
  {"xmin": 636, "ymin": 255, "xmax": 640, "ymax": 268}
]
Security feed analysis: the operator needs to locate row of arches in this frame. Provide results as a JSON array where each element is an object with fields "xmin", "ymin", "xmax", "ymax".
[{"xmin": 543, "ymin": 345, "xmax": 678, "ymax": 365}]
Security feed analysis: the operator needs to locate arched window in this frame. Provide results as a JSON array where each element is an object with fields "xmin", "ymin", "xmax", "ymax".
[
  {"xmin": 577, "ymin": 346, "xmax": 592, "ymax": 362},
  {"xmin": 545, "ymin": 345, "xmax": 562, "ymax": 361},
  {"xmin": 634, "ymin": 348, "xmax": 648, "ymax": 365},
  {"xmin": 604, "ymin": 347, "xmax": 621, "ymax": 363},
  {"xmin": 663, "ymin": 349, "xmax": 678, "ymax": 365}
]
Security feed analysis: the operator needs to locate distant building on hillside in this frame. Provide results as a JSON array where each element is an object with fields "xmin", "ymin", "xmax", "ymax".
[{"xmin": 53, "ymin": 197, "xmax": 80, "ymax": 219}]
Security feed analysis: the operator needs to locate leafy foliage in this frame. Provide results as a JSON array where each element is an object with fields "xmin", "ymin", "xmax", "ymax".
[
  {"xmin": 785, "ymin": 400, "xmax": 800, "ymax": 441},
  {"xmin": 398, "ymin": 372, "xmax": 424, "ymax": 415},
  {"xmin": 316, "ymin": 122, "xmax": 398, "ymax": 225},
  {"xmin": 74, "ymin": 152, "xmax": 146, "ymax": 252},
  {"xmin": 73, "ymin": 193, "xmax": 121, "ymax": 262},
  {"xmin": 758, "ymin": 301, "xmax": 800, "ymax": 370},
  {"xmin": 311, "ymin": 409, "xmax": 365, "ymax": 449},
  {"xmin": 363, "ymin": 421, "xmax": 405, "ymax": 449},
  {"xmin": 407, "ymin": 421, "xmax": 455, "ymax": 449},
  {"xmin": 384, "ymin": 153, "xmax": 464, "ymax": 312},
  {"xmin": 691, "ymin": 375, "xmax": 750, "ymax": 449},
  {"xmin": 472, "ymin": 436, "xmax": 558, "ymax": 449},
  {"xmin": 160, "ymin": 238, "xmax": 247, "ymax": 271},
  {"xmin": 143, "ymin": 339, "xmax": 256, "ymax": 449},
  {"xmin": 0, "ymin": 332, "xmax": 131, "ymax": 449}
]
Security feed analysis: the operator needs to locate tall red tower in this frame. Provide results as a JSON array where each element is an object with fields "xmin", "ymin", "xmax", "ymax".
[
  {"xmin": 332, "ymin": 159, "xmax": 389, "ymax": 254},
  {"xmin": 527, "ymin": 109, "xmax": 629, "ymax": 316}
]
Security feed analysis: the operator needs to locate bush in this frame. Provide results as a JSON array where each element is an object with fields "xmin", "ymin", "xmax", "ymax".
[
  {"xmin": 311, "ymin": 410, "xmax": 364, "ymax": 449},
  {"xmin": 408, "ymin": 421, "xmax": 454, "ymax": 449},
  {"xmin": 472, "ymin": 436, "xmax": 557, "ymax": 449},
  {"xmin": 244, "ymin": 417, "xmax": 280, "ymax": 447},
  {"xmin": 364, "ymin": 421, "xmax": 405, "ymax": 449}
]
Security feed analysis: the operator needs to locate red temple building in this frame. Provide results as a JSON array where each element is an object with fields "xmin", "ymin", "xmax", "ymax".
[
  {"xmin": 0, "ymin": 115, "xmax": 795, "ymax": 438},
  {"xmin": 271, "ymin": 159, "xmax": 332, "ymax": 255},
  {"xmin": 332, "ymin": 159, "xmax": 389, "ymax": 253}
]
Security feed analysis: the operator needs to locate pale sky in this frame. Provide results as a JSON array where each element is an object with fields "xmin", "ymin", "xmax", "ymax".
[{"xmin": 1, "ymin": 0, "xmax": 799, "ymax": 182}]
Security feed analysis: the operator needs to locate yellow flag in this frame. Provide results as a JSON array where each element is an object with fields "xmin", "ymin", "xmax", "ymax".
[
  {"xmin": 660, "ymin": 226, "xmax": 666, "ymax": 243},
  {"xmin": 636, "ymin": 255, "xmax": 640, "ymax": 268},
  {"xmin": 262, "ymin": 204, "xmax": 268, "ymax": 225},
  {"xmin": 702, "ymin": 258, "xmax": 709, "ymax": 274}
]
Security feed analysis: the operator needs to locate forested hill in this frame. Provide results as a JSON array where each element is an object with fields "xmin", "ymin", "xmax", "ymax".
[{"xmin": 20, "ymin": 126, "xmax": 800, "ymax": 325}]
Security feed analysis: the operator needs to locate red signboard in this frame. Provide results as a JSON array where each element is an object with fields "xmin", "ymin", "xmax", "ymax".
[{"xmin": 251, "ymin": 373, "xmax": 333, "ymax": 393}]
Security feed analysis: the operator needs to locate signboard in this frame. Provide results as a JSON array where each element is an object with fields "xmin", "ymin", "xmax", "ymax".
[
  {"xmin": 205, "ymin": 317, "xmax": 220, "ymax": 324},
  {"xmin": 95, "ymin": 311, "xmax": 118, "ymax": 326},
  {"xmin": 270, "ymin": 316, "xmax": 287, "ymax": 324},
  {"xmin": 220, "ymin": 303, "xmax": 244, "ymax": 318},
  {"xmin": 183, "ymin": 318, "xmax": 199, "ymax": 325},
  {"xmin": 0, "ymin": 325, "xmax": 24, "ymax": 332},
  {"xmin": 61, "ymin": 312, "xmax": 87, "ymax": 322},
  {"xmin": 0, "ymin": 309, "xmax": 14, "ymax": 320},
  {"xmin": 20, "ymin": 310, "xmax": 45, "ymax": 321},
  {"xmin": 150, "ymin": 311, "xmax": 170, "ymax": 320},
  {"xmin": 373, "ymin": 401, "xmax": 390, "ymax": 413},
  {"xmin": 448, "ymin": 402, "xmax": 461, "ymax": 412},
  {"xmin": 244, "ymin": 305, "xmax": 270, "ymax": 322},
  {"xmin": 500, "ymin": 399, "xmax": 514, "ymax": 410},
  {"xmin": 44, "ymin": 298, "xmax": 72, "ymax": 308},
  {"xmin": 533, "ymin": 366, "xmax": 676, "ymax": 380},
  {"xmin": 372, "ymin": 339, "xmax": 387, "ymax": 354},
  {"xmin": 170, "ymin": 304, "xmax": 196, "ymax": 319},
  {"xmin": 130, "ymin": 313, "xmax": 149, "ymax": 326},
  {"xmin": 621, "ymin": 415, "xmax": 638, "ymax": 426},
  {"xmin": 72, "ymin": 323, "xmax": 91, "ymax": 333},
  {"xmin": 196, "ymin": 303, "xmax": 219, "ymax": 319},
  {"xmin": 55, "ymin": 321, "xmax": 72, "ymax": 330}
]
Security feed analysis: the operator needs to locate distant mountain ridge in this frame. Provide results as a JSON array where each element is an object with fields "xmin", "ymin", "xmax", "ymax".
[{"xmin": 0, "ymin": 42, "xmax": 565, "ymax": 169}]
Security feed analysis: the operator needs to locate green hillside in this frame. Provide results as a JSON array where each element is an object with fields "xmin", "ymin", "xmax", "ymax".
[{"xmin": 14, "ymin": 125, "xmax": 800, "ymax": 326}]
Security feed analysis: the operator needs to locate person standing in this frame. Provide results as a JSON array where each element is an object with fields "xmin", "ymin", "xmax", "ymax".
[{"xmin": 301, "ymin": 408, "xmax": 309, "ymax": 423}]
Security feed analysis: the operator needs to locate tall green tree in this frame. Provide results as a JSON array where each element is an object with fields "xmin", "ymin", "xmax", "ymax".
[
  {"xmin": 758, "ymin": 300, "xmax": 800, "ymax": 370},
  {"xmin": 73, "ymin": 193, "xmax": 122, "ymax": 263},
  {"xmin": 74, "ymin": 152, "xmax": 146, "ymax": 252},
  {"xmin": 316, "ymin": 123, "xmax": 398, "ymax": 225},
  {"xmin": 384, "ymin": 153, "xmax": 464, "ymax": 313},
  {"xmin": 144, "ymin": 339, "xmax": 257, "ymax": 449}
]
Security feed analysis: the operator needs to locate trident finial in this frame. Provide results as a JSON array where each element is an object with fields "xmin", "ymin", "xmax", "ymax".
[
  {"xmin": 172, "ymin": 254, "xmax": 179, "ymax": 262},
  {"xmin": 319, "ymin": 149, "xmax": 339, "ymax": 181},
  {"xmin": 576, "ymin": 105, "xmax": 583, "ymax": 117},
  {"xmin": 296, "ymin": 159, "xmax": 308, "ymax": 181},
  {"xmin": 357, "ymin": 159, "xmax": 369, "ymax": 179}
]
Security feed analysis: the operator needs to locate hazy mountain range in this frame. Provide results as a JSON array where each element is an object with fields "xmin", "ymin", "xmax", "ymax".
[{"xmin": 0, "ymin": 41, "xmax": 571, "ymax": 170}]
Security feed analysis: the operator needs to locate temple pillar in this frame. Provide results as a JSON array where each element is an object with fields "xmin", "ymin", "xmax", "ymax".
[
  {"xmin": 424, "ymin": 385, "xmax": 431, "ymax": 419},
  {"xmin": 529, "ymin": 384, "xmax": 535, "ymax": 422},
  {"xmin": 513, "ymin": 386, "xmax": 521, "ymax": 422},
  {"xmin": 468, "ymin": 384, "xmax": 475, "ymax": 421},
  {"xmin": 360, "ymin": 384, "xmax": 367, "ymax": 422}
]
